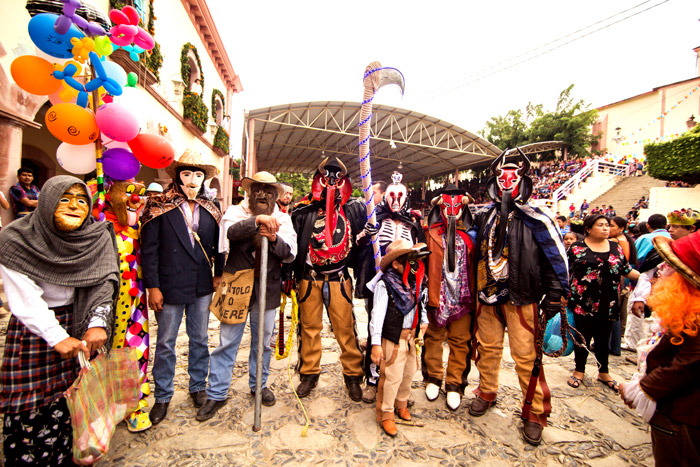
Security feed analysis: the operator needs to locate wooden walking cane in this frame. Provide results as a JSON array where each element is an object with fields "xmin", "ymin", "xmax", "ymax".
[
  {"xmin": 359, "ymin": 62, "xmax": 405, "ymax": 271},
  {"xmin": 253, "ymin": 237, "xmax": 268, "ymax": 432}
]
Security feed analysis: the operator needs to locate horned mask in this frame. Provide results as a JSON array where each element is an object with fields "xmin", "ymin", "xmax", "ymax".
[
  {"xmin": 311, "ymin": 157, "xmax": 353, "ymax": 245},
  {"xmin": 427, "ymin": 184, "xmax": 473, "ymax": 273}
]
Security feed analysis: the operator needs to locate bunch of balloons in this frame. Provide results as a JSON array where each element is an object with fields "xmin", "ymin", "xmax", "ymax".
[{"xmin": 10, "ymin": 1, "xmax": 174, "ymax": 179}]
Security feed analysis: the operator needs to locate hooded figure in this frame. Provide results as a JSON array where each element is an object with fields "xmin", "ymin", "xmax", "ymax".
[
  {"xmin": 469, "ymin": 148, "xmax": 569, "ymax": 446},
  {"xmin": 140, "ymin": 149, "xmax": 224, "ymax": 426},
  {"xmin": 422, "ymin": 183, "xmax": 476, "ymax": 411},
  {"xmin": 286, "ymin": 157, "xmax": 366, "ymax": 401},
  {"xmin": 0, "ymin": 175, "xmax": 119, "ymax": 465}
]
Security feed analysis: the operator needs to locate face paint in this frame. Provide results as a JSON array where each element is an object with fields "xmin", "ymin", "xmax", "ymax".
[
  {"xmin": 54, "ymin": 184, "xmax": 90, "ymax": 231},
  {"xmin": 179, "ymin": 169, "xmax": 205, "ymax": 200},
  {"xmin": 108, "ymin": 180, "xmax": 146, "ymax": 227}
]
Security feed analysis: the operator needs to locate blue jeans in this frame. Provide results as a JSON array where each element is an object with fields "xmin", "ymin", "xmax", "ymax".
[
  {"xmin": 206, "ymin": 303, "xmax": 276, "ymax": 401},
  {"xmin": 152, "ymin": 295, "xmax": 211, "ymax": 403}
]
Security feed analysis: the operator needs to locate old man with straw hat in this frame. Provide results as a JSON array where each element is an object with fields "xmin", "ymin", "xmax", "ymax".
[
  {"xmin": 196, "ymin": 171, "xmax": 297, "ymax": 421},
  {"xmin": 141, "ymin": 149, "xmax": 224, "ymax": 425}
]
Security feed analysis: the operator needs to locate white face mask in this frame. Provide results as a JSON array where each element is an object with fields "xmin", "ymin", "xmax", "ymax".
[{"xmin": 179, "ymin": 169, "xmax": 206, "ymax": 200}]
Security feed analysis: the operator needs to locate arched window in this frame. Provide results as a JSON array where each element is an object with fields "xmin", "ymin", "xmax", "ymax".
[{"xmin": 187, "ymin": 52, "xmax": 202, "ymax": 95}]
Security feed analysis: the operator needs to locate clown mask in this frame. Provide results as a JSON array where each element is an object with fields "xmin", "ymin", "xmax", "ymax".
[
  {"xmin": 54, "ymin": 184, "xmax": 90, "ymax": 231},
  {"xmin": 108, "ymin": 180, "xmax": 146, "ymax": 227},
  {"xmin": 179, "ymin": 169, "xmax": 205, "ymax": 200}
]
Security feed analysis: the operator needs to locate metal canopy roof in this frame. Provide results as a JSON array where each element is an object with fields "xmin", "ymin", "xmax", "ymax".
[{"xmin": 244, "ymin": 101, "xmax": 503, "ymax": 185}]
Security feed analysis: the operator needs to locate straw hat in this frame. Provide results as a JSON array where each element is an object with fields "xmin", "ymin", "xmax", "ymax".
[
  {"xmin": 166, "ymin": 149, "xmax": 218, "ymax": 180},
  {"xmin": 653, "ymin": 232, "xmax": 700, "ymax": 289},
  {"xmin": 379, "ymin": 239, "xmax": 429, "ymax": 272},
  {"xmin": 240, "ymin": 171, "xmax": 284, "ymax": 197}
]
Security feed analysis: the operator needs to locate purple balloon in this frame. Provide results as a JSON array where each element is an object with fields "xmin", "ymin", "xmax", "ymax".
[{"xmin": 102, "ymin": 147, "xmax": 140, "ymax": 180}]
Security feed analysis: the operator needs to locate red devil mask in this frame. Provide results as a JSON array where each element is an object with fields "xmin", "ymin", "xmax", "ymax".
[
  {"xmin": 487, "ymin": 148, "xmax": 533, "ymax": 204},
  {"xmin": 439, "ymin": 194, "xmax": 467, "ymax": 224},
  {"xmin": 311, "ymin": 157, "xmax": 353, "ymax": 243}
]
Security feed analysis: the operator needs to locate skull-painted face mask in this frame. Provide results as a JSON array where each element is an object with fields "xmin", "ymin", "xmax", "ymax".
[
  {"xmin": 179, "ymin": 168, "xmax": 206, "ymax": 200},
  {"xmin": 386, "ymin": 171, "xmax": 408, "ymax": 213}
]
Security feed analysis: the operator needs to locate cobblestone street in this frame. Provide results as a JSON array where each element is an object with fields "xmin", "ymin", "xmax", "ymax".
[{"xmin": 0, "ymin": 296, "xmax": 653, "ymax": 466}]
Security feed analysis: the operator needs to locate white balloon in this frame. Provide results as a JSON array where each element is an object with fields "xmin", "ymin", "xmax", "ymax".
[
  {"xmin": 101, "ymin": 60, "xmax": 127, "ymax": 87},
  {"xmin": 56, "ymin": 142, "xmax": 97, "ymax": 174}
]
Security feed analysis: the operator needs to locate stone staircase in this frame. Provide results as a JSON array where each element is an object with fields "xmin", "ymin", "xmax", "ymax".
[{"xmin": 590, "ymin": 175, "xmax": 667, "ymax": 216}]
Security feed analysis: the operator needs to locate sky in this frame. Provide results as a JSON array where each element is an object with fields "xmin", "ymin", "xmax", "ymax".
[{"xmin": 209, "ymin": 0, "xmax": 699, "ymax": 137}]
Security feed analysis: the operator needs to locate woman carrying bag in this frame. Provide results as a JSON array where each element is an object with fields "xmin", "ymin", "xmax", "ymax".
[
  {"xmin": 566, "ymin": 214, "xmax": 639, "ymax": 392},
  {"xmin": 0, "ymin": 176, "xmax": 119, "ymax": 465}
]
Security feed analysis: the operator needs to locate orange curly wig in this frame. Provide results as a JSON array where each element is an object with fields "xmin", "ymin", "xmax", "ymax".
[{"xmin": 648, "ymin": 272, "xmax": 700, "ymax": 345}]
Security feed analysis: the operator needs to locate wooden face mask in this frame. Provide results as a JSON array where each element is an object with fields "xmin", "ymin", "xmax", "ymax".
[{"xmin": 54, "ymin": 184, "xmax": 90, "ymax": 231}]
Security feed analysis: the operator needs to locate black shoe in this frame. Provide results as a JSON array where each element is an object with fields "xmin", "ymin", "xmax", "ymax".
[
  {"xmin": 149, "ymin": 402, "xmax": 169, "ymax": 425},
  {"xmin": 251, "ymin": 387, "xmax": 276, "ymax": 406},
  {"xmin": 195, "ymin": 398, "xmax": 227, "ymax": 422},
  {"xmin": 296, "ymin": 375, "xmax": 319, "ymax": 398},
  {"xmin": 190, "ymin": 390, "xmax": 207, "ymax": 408},
  {"xmin": 344, "ymin": 375, "xmax": 363, "ymax": 402}
]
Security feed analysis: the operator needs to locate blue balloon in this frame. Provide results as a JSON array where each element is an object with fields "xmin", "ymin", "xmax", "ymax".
[{"xmin": 29, "ymin": 13, "xmax": 84, "ymax": 59}]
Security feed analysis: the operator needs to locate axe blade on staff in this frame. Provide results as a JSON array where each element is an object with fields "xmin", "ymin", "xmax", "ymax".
[
  {"xmin": 359, "ymin": 61, "xmax": 405, "ymax": 271},
  {"xmin": 253, "ymin": 236, "xmax": 268, "ymax": 432}
]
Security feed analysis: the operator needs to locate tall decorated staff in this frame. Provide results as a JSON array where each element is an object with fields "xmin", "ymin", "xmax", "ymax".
[{"xmin": 359, "ymin": 61, "xmax": 405, "ymax": 272}]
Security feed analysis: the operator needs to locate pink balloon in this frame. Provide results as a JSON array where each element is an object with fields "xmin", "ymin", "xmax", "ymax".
[{"xmin": 95, "ymin": 102, "xmax": 139, "ymax": 142}]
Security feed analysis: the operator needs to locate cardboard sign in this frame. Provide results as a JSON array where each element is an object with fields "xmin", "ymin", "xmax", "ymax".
[{"xmin": 209, "ymin": 269, "xmax": 255, "ymax": 324}]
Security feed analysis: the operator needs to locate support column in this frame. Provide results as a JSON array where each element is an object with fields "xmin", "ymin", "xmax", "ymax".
[
  {"xmin": 421, "ymin": 177, "xmax": 426, "ymax": 201},
  {"xmin": 222, "ymin": 155, "xmax": 230, "ymax": 211},
  {"xmin": 455, "ymin": 168, "xmax": 460, "ymax": 185},
  {"xmin": 0, "ymin": 113, "xmax": 38, "ymax": 227},
  {"xmin": 246, "ymin": 118, "xmax": 256, "ymax": 178}
]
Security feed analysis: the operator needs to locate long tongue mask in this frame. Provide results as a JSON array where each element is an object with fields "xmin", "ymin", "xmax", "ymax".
[
  {"xmin": 315, "ymin": 157, "xmax": 350, "ymax": 246},
  {"xmin": 324, "ymin": 185, "xmax": 338, "ymax": 244},
  {"xmin": 403, "ymin": 257, "xmax": 426, "ymax": 329}
]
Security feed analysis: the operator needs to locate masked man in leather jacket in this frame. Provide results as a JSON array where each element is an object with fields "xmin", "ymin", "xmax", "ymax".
[{"xmin": 469, "ymin": 148, "xmax": 569, "ymax": 446}]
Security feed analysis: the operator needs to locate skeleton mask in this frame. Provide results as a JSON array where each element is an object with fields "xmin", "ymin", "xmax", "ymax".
[
  {"xmin": 107, "ymin": 180, "xmax": 146, "ymax": 227},
  {"xmin": 386, "ymin": 171, "xmax": 408, "ymax": 214},
  {"xmin": 54, "ymin": 184, "xmax": 90, "ymax": 232},
  {"xmin": 178, "ymin": 168, "xmax": 205, "ymax": 200}
]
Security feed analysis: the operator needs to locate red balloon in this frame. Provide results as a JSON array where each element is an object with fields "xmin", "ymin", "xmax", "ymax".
[{"xmin": 127, "ymin": 133, "xmax": 174, "ymax": 169}]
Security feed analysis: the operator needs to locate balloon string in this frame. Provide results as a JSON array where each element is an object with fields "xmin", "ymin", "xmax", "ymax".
[{"xmin": 89, "ymin": 62, "xmax": 106, "ymax": 206}]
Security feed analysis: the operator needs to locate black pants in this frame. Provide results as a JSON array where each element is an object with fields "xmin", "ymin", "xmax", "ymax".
[
  {"xmin": 573, "ymin": 312, "xmax": 613, "ymax": 374},
  {"xmin": 363, "ymin": 296, "xmax": 379, "ymax": 386},
  {"xmin": 650, "ymin": 412, "xmax": 700, "ymax": 467},
  {"xmin": 3, "ymin": 398, "xmax": 75, "ymax": 466}
]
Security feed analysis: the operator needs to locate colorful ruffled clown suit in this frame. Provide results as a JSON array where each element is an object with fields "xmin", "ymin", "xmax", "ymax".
[{"xmin": 90, "ymin": 179, "xmax": 151, "ymax": 432}]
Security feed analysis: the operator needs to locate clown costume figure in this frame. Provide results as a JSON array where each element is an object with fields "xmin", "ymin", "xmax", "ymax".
[{"xmin": 90, "ymin": 178, "xmax": 151, "ymax": 432}]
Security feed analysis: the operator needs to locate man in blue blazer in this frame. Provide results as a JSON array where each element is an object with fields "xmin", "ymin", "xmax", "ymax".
[{"xmin": 141, "ymin": 149, "xmax": 224, "ymax": 425}]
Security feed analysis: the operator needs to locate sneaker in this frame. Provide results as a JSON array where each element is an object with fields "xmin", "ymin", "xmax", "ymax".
[{"xmin": 362, "ymin": 384, "xmax": 377, "ymax": 403}]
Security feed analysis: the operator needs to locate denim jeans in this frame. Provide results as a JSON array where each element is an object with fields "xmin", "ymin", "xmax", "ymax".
[
  {"xmin": 152, "ymin": 294, "xmax": 211, "ymax": 403},
  {"xmin": 206, "ymin": 303, "xmax": 276, "ymax": 401}
]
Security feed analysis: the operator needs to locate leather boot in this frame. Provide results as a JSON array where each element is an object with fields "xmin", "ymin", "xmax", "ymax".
[
  {"xmin": 396, "ymin": 407, "xmax": 411, "ymax": 421},
  {"xmin": 468, "ymin": 396, "xmax": 495, "ymax": 417},
  {"xmin": 381, "ymin": 419, "xmax": 397, "ymax": 437},
  {"xmin": 296, "ymin": 374, "xmax": 319, "ymax": 398},
  {"xmin": 190, "ymin": 390, "xmax": 207, "ymax": 408},
  {"xmin": 149, "ymin": 402, "xmax": 169, "ymax": 425},
  {"xmin": 344, "ymin": 375, "xmax": 363, "ymax": 402},
  {"xmin": 196, "ymin": 398, "xmax": 227, "ymax": 422},
  {"xmin": 522, "ymin": 420, "xmax": 543, "ymax": 445}
]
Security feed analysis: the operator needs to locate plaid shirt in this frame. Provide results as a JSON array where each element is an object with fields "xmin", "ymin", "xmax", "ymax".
[{"xmin": 9, "ymin": 182, "xmax": 40, "ymax": 218}]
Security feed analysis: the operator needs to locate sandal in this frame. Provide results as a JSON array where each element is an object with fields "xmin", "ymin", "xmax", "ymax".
[
  {"xmin": 598, "ymin": 378, "xmax": 619, "ymax": 394},
  {"xmin": 567, "ymin": 375, "xmax": 582, "ymax": 388}
]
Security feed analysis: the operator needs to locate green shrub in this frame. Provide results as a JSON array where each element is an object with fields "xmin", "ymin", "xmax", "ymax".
[{"xmin": 646, "ymin": 125, "xmax": 700, "ymax": 184}]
